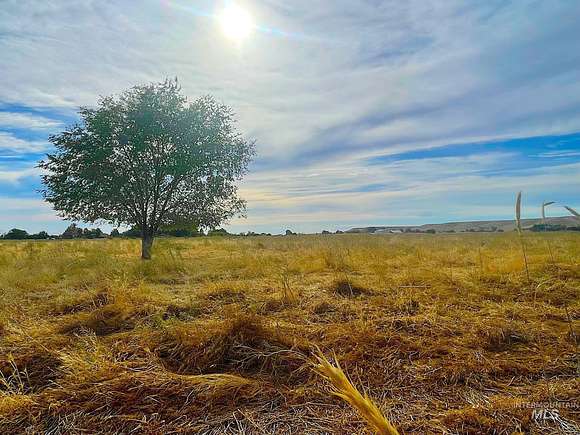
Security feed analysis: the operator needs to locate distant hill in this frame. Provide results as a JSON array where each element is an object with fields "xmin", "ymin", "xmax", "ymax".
[{"xmin": 347, "ymin": 216, "xmax": 579, "ymax": 234}]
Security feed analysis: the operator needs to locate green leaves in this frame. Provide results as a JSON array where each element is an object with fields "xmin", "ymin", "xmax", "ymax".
[{"xmin": 39, "ymin": 79, "xmax": 255, "ymax": 247}]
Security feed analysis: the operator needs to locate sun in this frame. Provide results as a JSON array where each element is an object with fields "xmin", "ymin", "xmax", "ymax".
[{"xmin": 220, "ymin": 4, "xmax": 254, "ymax": 41}]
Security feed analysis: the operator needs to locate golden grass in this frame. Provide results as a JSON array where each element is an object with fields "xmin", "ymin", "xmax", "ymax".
[
  {"xmin": 313, "ymin": 349, "xmax": 400, "ymax": 435},
  {"xmin": 542, "ymin": 201, "xmax": 557, "ymax": 264},
  {"xmin": 0, "ymin": 233, "xmax": 579, "ymax": 433},
  {"xmin": 516, "ymin": 191, "xmax": 531, "ymax": 282}
]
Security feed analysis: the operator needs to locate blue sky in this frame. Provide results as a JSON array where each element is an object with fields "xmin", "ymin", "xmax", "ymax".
[{"xmin": 1, "ymin": 0, "xmax": 579, "ymax": 234}]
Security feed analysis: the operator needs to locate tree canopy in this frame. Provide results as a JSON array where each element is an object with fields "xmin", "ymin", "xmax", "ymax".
[{"xmin": 40, "ymin": 79, "xmax": 254, "ymax": 258}]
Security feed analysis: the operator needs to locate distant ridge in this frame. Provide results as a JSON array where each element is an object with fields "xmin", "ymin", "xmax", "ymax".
[{"xmin": 347, "ymin": 216, "xmax": 579, "ymax": 234}]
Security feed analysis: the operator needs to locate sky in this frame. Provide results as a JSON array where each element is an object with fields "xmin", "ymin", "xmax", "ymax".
[{"xmin": 1, "ymin": 0, "xmax": 579, "ymax": 235}]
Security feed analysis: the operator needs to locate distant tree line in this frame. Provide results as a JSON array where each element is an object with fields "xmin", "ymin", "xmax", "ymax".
[
  {"xmin": 0, "ymin": 223, "xmax": 239, "ymax": 240},
  {"xmin": 3, "ymin": 223, "xmax": 578, "ymax": 241},
  {"xmin": 0, "ymin": 224, "xmax": 110, "ymax": 240},
  {"xmin": 0, "ymin": 224, "xmax": 297, "ymax": 240},
  {"xmin": 529, "ymin": 223, "xmax": 580, "ymax": 232},
  {"xmin": 1, "ymin": 228, "xmax": 52, "ymax": 240}
]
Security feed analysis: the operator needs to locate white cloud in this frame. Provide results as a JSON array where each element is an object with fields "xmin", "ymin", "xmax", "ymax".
[
  {"xmin": 0, "ymin": 112, "xmax": 61, "ymax": 129},
  {"xmin": 227, "ymin": 155, "xmax": 580, "ymax": 232},
  {"xmin": 0, "ymin": 197, "xmax": 61, "ymax": 234},
  {"xmin": 0, "ymin": 166, "xmax": 41, "ymax": 183},
  {"xmin": 0, "ymin": 197, "xmax": 45, "ymax": 211},
  {"xmin": 1, "ymin": 0, "xmax": 579, "ymax": 232},
  {"xmin": 0, "ymin": 132, "xmax": 49, "ymax": 153},
  {"xmin": 537, "ymin": 150, "xmax": 580, "ymax": 158},
  {"xmin": 1, "ymin": 0, "xmax": 579, "ymax": 162}
]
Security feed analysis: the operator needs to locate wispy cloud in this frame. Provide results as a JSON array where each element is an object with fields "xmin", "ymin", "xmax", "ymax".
[
  {"xmin": 537, "ymin": 150, "xmax": 580, "ymax": 158},
  {"xmin": 0, "ymin": 196, "xmax": 62, "ymax": 234},
  {"xmin": 0, "ymin": 111, "xmax": 62, "ymax": 129},
  {"xmin": 0, "ymin": 0, "xmax": 579, "ymax": 233},
  {"xmin": 0, "ymin": 165, "xmax": 41, "ymax": 183},
  {"xmin": 0, "ymin": 132, "xmax": 49, "ymax": 153},
  {"xmin": 229, "ymin": 156, "xmax": 580, "ymax": 232}
]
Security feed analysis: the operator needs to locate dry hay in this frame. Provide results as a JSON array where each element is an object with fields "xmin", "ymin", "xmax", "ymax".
[{"xmin": 0, "ymin": 233, "xmax": 579, "ymax": 433}]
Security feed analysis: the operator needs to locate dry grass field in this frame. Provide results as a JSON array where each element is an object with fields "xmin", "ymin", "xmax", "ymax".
[{"xmin": 0, "ymin": 233, "xmax": 578, "ymax": 434}]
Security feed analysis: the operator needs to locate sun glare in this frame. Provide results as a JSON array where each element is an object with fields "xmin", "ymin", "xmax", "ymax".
[{"xmin": 220, "ymin": 4, "xmax": 253, "ymax": 41}]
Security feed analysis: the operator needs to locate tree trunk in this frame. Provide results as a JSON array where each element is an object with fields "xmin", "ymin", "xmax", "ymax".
[{"xmin": 141, "ymin": 233, "xmax": 154, "ymax": 260}]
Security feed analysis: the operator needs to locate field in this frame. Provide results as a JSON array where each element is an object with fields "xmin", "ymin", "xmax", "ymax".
[{"xmin": 0, "ymin": 233, "xmax": 578, "ymax": 434}]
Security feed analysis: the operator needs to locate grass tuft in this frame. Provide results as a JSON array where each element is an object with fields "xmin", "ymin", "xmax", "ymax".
[
  {"xmin": 313, "ymin": 349, "xmax": 400, "ymax": 435},
  {"xmin": 330, "ymin": 279, "xmax": 373, "ymax": 297}
]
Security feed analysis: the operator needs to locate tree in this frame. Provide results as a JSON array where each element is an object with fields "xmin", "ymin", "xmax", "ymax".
[
  {"xmin": 208, "ymin": 228, "xmax": 229, "ymax": 237},
  {"xmin": 3, "ymin": 228, "xmax": 29, "ymax": 240},
  {"xmin": 61, "ymin": 224, "xmax": 83, "ymax": 239},
  {"xmin": 122, "ymin": 227, "xmax": 142, "ymax": 238},
  {"xmin": 40, "ymin": 79, "xmax": 255, "ymax": 259},
  {"xmin": 29, "ymin": 231, "xmax": 49, "ymax": 240},
  {"xmin": 82, "ymin": 228, "xmax": 104, "ymax": 239},
  {"xmin": 158, "ymin": 223, "xmax": 201, "ymax": 237},
  {"xmin": 110, "ymin": 229, "xmax": 121, "ymax": 238}
]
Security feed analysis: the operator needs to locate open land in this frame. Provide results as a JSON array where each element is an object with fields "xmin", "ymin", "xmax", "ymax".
[{"xmin": 0, "ymin": 233, "xmax": 578, "ymax": 434}]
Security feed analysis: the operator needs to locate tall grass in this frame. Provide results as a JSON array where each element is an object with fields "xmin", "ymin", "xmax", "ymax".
[
  {"xmin": 515, "ymin": 192, "xmax": 530, "ymax": 282},
  {"xmin": 280, "ymin": 265, "xmax": 298, "ymax": 304},
  {"xmin": 1, "ymin": 235, "xmax": 579, "ymax": 432},
  {"xmin": 565, "ymin": 206, "xmax": 580, "ymax": 221},
  {"xmin": 313, "ymin": 350, "xmax": 400, "ymax": 435},
  {"xmin": 542, "ymin": 201, "xmax": 556, "ymax": 263}
]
